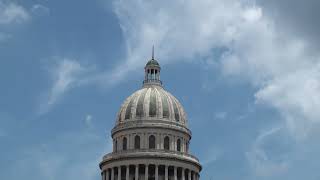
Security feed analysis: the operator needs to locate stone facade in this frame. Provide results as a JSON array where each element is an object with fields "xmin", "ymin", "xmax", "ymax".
[{"xmin": 99, "ymin": 56, "xmax": 202, "ymax": 180}]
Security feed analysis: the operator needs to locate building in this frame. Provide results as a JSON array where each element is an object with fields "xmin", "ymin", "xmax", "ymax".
[{"xmin": 99, "ymin": 53, "xmax": 202, "ymax": 180}]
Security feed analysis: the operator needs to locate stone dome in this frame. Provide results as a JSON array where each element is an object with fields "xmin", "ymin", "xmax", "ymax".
[{"xmin": 116, "ymin": 85, "xmax": 188, "ymax": 127}]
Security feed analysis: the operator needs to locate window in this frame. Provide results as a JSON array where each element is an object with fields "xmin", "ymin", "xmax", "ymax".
[
  {"xmin": 149, "ymin": 135, "xmax": 156, "ymax": 149},
  {"xmin": 134, "ymin": 135, "xmax": 140, "ymax": 149},
  {"xmin": 122, "ymin": 137, "xmax": 127, "ymax": 150},
  {"xmin": 177, "ymin": 139, "xmax": 181, "ymax": 152},
  {"xmin": 115, "ymin": 140, "xmax": 118, "ymax": 152},
  {"xmin": 164, "ymin": 136, "xmax": 170, "ymax": 150}
]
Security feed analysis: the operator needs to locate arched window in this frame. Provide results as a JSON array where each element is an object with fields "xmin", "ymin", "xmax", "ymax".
[
  {"xmin": 122, "ymin": 137, "xmax": 127, "ymax": 150},
  {"xmin": 164, "ymin": 136, "xmax": 170, "ymax": 150},
  {"xmin": 177, "ymin": 139, "xmax": 181, "ymax": 152},
  {"xmin": 149, "ymin": 135, "xmax": 156, "ymax": 149},
  {"xmin": 134, "ymin": 135, "xmax": 140, "ymax": 149}
]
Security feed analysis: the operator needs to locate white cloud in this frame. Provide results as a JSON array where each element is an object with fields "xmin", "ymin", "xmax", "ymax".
[
  {"xmin": 0, "ymin": 1, "xmax": 30, "ymax": 24},
  {"xmin": 255, "ymin": 64, "xmax": 320, "ymax": 139},
  {"xmin": 14, "ymin": 130, "xmax": 108, "ymax": 180},
  {"xmin": 246, "ymin": 126, "xmax": 288, "ymax": 177},
  {"xmin": 111, "ymin": 1, "xmax": 320, "ymax": 177},
  {"xmin": 85, "ymin": 114, "xmax": 93, "ymax": 128},
  {"xmin": 31, "ymin": 4, "xmax": 50, "ymax": 16},
  {"xmin": 39, "ymin": 59, "xmax": 91, "ymax": 114},
  {"xmin": 112, "ymin": 0, "xmax": 320, "ymax": 139}
]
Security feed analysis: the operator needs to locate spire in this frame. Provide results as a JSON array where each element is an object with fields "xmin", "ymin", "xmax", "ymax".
[
  {"xmin": 152, "ymin": 45, "xmax": 154, "ymax": 60},
  {"xmin": 143, "ymin": 46, "xmax": 162, "ymax": 87}
]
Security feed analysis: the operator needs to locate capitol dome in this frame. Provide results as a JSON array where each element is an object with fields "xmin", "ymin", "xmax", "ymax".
[
  {"xmin": 116, "ymin": 85, "xmax": 188, "ymax": 127},
  {"xmin": 100, "ymin": 50, "xmax": 201, "ymax": 180}
]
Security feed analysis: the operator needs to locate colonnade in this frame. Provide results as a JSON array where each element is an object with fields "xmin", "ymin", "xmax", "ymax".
[{"xmin": 102, "ymin": 164, "xmax": 199, "ymax": 180}]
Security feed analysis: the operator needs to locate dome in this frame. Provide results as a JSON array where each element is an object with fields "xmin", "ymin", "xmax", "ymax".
[
  {"xmin": 146, "ymin": 59, "xmax": 160, "ymax": 66},
  {"xmin": 116, "ymin": 85, "xmax": 188, "ymax": 127}
]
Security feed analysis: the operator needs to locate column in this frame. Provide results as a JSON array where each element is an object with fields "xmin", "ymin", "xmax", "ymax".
[
  {"xmin": 126, "ymin": 166, "xmax": 130, "ymax": 180},
  {"xmin": 192, "ymin": 172, "xmax": 195, "ymax": 180},
  {"xmin": 135, "ymin": 165, "xmax": 139, "ymax": 180},
  {"xmin": 156, "ymin": 134, "xmax": 160, "ymax": 149},
  {"xmin": 111, "ymin": 168, "xmax": 115, "ymax": 180},
  {"xmin": 155, "ymin": 165, "xmax": 159, "ymax": 180},
  {"xmin": 106, "ymin": 169, "xmax": 110, "ymax": 180},
  {"xmin": 182, "ymin": 139, "xmax": 185, "ymax": 152},
  {"xmin": 159, "ymin": 134, "xmax": 163, "ymax": 149},
  {"xmin": 165, "ymin": 166, "xmax": 168, "ymax": 180},
  {"xmin": 145, "ymin": 164, "xmax": 149, "ymax": 180},
  {"xmin": 143, "ymin": 134, "xmax": 146, "ymax": 149},
  {"xmin": 118, "ymin": 167, "xmax": 122, "ymax": 180},
  {"xmin": 181, "ymin": 168, "xmax": 185, "ymax": 180},
  {"xmin": 102, "ymin": 171, "xmax": 104, "ymax": 180},
  {"xmin": 188, "ymin": 171, "xmax": 191, "ymax": 180},
  {"xmin": 174, "ymin": 167, "xmax": 177, "ymax": 180}
]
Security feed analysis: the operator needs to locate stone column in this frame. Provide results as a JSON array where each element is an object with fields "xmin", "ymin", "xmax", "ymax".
[
  {"xmin": 155, "ymin": 165, "xmax": 159, "ymax": 180},
  {"xmin": 174, "ymin": 167, "xmax": 177, "ymax": 180},
  {"xmin": 181, "ymin": 168, "xmax": 185, "ymax": 180},
  {"xmin": 156, "ymin": 134, "xmax": 160, "ymax": 149},
  {"xmin": 182, "ymin": 139, "xmax": 185, "ymax": 152},
  {"xmin": 102, "ymin": 171, "xmax": 104, "ymax": 180},
  {"xmin": 143, "ymin": 134, "xmax": 146, "ymax": 149},
  {"xmin": 106, "ymin": 169, "xmax": 110, "ymax": 180},
  {"xmin": 160, "ymin": 134, "xmax": 163, "ymax": 149},
  {"xmin": 118, "ymin": 167, "xmax": 122, "ymax": 180},
  {"xmin": 126, "ymin": 166, "xmax": 130, "ymax": 180},
  {"xmin": 188, "ymin": 171, "xmax": 191, "ymax": 180},
  {"xmin": 145, "ymin": 165, "xmax": 149, "ymax": 180},
  {"xmin": 135, "ymin": 165, "xmax": 139, "ymax": 180},
  {"xmin": 165, "ymin": 166, "xmax": 168, "ymax": 180},
  {"xmin": 111, "ymin": 168, "xmax": 115, "ymax": 180}
]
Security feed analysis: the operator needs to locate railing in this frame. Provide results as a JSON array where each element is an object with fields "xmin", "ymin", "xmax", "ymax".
[
  {"xmin": 112, "ymin": 119, "xmax": 192, "ymax": 136},
  {"xmin": 143, "ymin": 79, "xmax": 162, "ymax": 85},
  {"xmin": 103, "ymin": 149, "xmax": 200, "ymax": 162}
]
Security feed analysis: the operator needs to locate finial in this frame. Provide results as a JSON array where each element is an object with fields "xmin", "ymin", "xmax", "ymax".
[{"xmin": 152, "ymin": 45, "xmax": 154, "ymax": 60}]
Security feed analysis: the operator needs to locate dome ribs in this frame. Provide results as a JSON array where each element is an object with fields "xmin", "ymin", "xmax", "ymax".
[
  {"xmin": 136, "ymin": 88, "xmax": 148, "ymax": 118},
  {"xmin": 149, "ymin": 88, "xmax": 157, "ymax": 117}
]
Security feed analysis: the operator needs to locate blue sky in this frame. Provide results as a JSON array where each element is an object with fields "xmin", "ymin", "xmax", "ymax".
[{"xmin": 1, "ymin": 0, "xmax": 320, "ymax": 180}]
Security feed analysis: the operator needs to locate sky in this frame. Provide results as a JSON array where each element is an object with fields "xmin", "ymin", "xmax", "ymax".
[{"xmin": 1, "ymin": 0, "xmax": 320, "ymax": 180}]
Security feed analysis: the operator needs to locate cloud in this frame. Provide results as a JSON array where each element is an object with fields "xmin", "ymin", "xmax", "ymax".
[
  {"xmin": 111, "ymin": 1, "xmax": 320, "ymax": 177},
  {"xmin": 255, "ymin": 64, "xmax": 320, "ymax": 139},
  {"xmin": 0, "ymin": 1, "xmax": 30, "ymax": 24},
  {"xmin": 13, "ymin": 129, "xmax": 108, "ymax": 180},
  {"xmin": 39, "ymin": 59, "xmax": 91, "ymax": 114},
  {"xmin": 85, "ymin": 114, "xmax": 94, "ymax": 129},
  {"xmin": 31, "ymin": 4, "xmax": 50, "ymax": 16},
  {"xmin": 111, "ymin": 0, "xmax": 320, "ymax": 139},
  {"xmin": 246, "ymin": 126, "xmax": 288, "ymax": 177}
]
